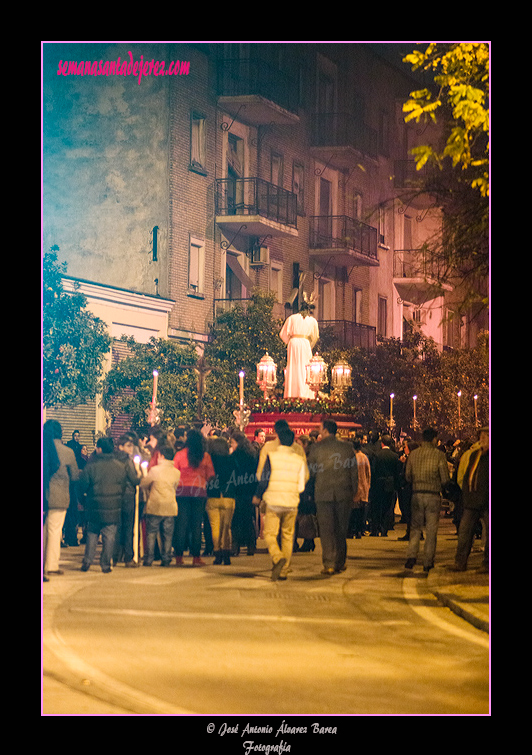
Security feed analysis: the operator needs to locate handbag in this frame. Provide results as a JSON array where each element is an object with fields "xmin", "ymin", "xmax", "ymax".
[{"xmin": 297, "ymin": 513, "xmax": 318, "ymax": 540}]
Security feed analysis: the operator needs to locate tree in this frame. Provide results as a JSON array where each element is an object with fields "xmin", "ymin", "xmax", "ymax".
[
  {"xmin": 202, "ymin": 291, "xmax": 287, "ymax": 427},
  {"xmin": 401, "ymin": 43, "xmax": 490, "ymax": 319},
  {"xmin": 101, "ymin": 336, "xmax": 198, "ymax": 430},
  {"xmin": 403, "ymin": 43, "xmax": 489, "ymax": 198},
  {"xmin": 42, "ymin": 247, "xmax": 111, "ymax": 408}
]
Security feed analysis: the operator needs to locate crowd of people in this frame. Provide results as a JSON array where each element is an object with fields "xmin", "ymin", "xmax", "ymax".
[{"xmin": 42, "ymin": 417, "xmax": 489, "ymax": 582}]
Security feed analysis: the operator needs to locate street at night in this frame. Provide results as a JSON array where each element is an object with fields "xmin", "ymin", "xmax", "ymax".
[{"xmin": 43, "ymin": 516, "xmax": 489, "ymax": 718}]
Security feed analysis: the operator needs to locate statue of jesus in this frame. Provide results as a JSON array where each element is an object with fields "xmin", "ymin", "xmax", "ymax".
[{"xmin": 279, "ymin": 293, "xmax": 319, "ymax": 399}]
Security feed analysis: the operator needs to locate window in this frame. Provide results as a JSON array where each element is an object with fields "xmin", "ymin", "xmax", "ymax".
[
  {"xmin": 292, "ymin": 162, "xmax": 305, "ymax": 215},
  {"xmin": 352, "ymin": 286, "xmax": 362, "ymax": 324},
  {"xmin": 190, "ymin": 113, "xmax": 206, "ymax": 174},
  {"xmin": 378, "ymin": 204, "xmax": 386, "ymax": 246},
  {"xmin": 378, "ymin": 296, "xmax": 387, "ymax": 337},
  {"xmin": 271, "ymin": 151, "xmax": 283, "ymax": 186},
  {"xmin": 188, "ymin": 236, "xmax": 205, "ymax": 296},
  {"xmin": 270, "ymin": 260, "xmax": 283, "ymax": 303}
]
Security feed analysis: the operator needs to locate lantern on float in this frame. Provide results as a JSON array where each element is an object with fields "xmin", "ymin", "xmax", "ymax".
[
  {"xmin": 331, "ymin": 359, "xmax": 352, "ymax": 398},
  {"xmin": 306, "ymin": 353, "xmax": 328, "ymax": 398},
  {"xmin": 256, "ymin": 352, "xmax": 277, "ymax": 399}
]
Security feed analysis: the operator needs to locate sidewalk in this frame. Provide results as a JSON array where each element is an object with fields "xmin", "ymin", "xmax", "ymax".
[{"xmin": 425, "ymin": 560, "xmax": 489, "ymax": 634}]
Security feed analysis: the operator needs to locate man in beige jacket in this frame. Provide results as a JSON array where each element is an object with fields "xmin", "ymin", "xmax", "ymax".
[{"xmin": 254, "ymin": 421, "xmax": 309, "ymax": 581}]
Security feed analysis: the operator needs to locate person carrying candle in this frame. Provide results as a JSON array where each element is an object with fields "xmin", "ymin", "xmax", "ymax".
[{"xmin": 141, "ymin": 445, "xmax": 182, "ymax": 567}]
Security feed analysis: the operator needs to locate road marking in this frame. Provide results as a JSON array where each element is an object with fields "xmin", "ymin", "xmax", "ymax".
[
  {"xmin": 44, "ymin": 624, "xmax": 195, "ymax": 715},
  {"xmin": 69, "ymin": 606, "xmax": 411, "ymax": 627},
  {"xmin": 402, "ymin": 578, "xmax": 489, "ymax": 649}
]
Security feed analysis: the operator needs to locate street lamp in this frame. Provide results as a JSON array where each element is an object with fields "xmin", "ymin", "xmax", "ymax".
[
  {"xmin": 256, "ymin": 352, "xmax": 277, "ymax": 400},
  {"xmin": 457, "ymin": 390, "xmax": 462, "ymax": 433},
  {"xmin": 331, "ymin": 359, "xmax": 352, "ymax": 399},
  {"xmin": 305, "ymin": 353, "xmax": 328, "ymax": 398},
  {"xmin": 474, "ymin": 394, "xmax": 479, "ymax": 427},
  {"xmin": 389, "ymin": 393, "xmax": 395, "ymax": 433}
]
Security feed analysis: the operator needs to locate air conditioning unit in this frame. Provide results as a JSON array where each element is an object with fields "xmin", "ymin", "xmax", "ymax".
[{"xmin": 249, "ymin": 244, "xmax": 270, "ymax": 266}]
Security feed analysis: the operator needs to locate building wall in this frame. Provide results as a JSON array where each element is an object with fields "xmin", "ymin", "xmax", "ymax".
[
  {"xmin": 43, "ymin": 41, "xmax": 173, "ymax": 296},
  {"xmin": 43, "ymin": 42, "xmax": 479, "ymax": 356}
]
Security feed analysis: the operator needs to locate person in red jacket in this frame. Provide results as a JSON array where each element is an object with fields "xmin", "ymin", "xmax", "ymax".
[{"xmin": 173, "ymin": 428, "xmax": 215, "ymax": 566}]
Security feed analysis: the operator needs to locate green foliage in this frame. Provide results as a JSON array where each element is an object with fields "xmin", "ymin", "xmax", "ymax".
[
  {"xmin": 102, "ymin": 336, "xmax": 198, "ymax": 429},
  {"xmin": 202, "ymin": 291, "xmax": 287, "ymax": 427},
  {"xmin": 403, "ymin": 43, "xmax": 489, "ymax": 197},
  {"xmin": 42, "ymin": 247, "xmax": 111, "ymax": 408}
]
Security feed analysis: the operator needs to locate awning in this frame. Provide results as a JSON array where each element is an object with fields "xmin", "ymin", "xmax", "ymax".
[{"xmin": 226, "ymin": 253, "xmax": 254, "ymax": 291}]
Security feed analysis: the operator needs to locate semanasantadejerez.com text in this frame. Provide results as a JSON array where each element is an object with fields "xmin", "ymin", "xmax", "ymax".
[{"xmin": 57, "ymin": 52, "xmax": 190, "ymax": 84}]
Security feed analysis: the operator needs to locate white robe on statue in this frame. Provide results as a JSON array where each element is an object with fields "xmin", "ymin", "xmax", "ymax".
[{"xmin": 279, "ymin": 313, "xmax": 319, "ymax": 399}]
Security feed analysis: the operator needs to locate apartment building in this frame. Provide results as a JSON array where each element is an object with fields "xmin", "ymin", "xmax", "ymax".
[{"xmin": 42, "ymin": 42, "xmax": 483, "ymax": 443}]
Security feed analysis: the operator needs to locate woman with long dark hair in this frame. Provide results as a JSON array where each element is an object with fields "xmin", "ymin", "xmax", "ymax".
[
  {"xmin": 43, "ymin": 420, "xmax": 80, "ymax": 577},
  {"xmin": 173, "ymin": 428, "xmax": 215, "ymax": 566}
]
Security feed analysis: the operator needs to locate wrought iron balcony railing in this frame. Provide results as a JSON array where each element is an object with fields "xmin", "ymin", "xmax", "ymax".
[
  {"xmin": 216, "ymin": 58, "xmax": 299, "ymax": 114},
  {"xmin": 393, "ymin": 249, "xmax": 447, "ymax": 281},
  {"xmin": 310, "ymin": 215, "xmax": 378, "ymax": 262},
  {"xmin": 311, "ymin": 113, "xmax": 378, "ymax": 159},
  {"xmin": 215, "ymin": 177, "xmax": 298, "ymax": 230},
  {"xmin": 319, "ymin": 320, "xmax": 376, "ymax": 350}
]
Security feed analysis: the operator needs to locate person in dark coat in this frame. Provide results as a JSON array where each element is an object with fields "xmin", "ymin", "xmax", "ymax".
[
  {"xmin": 113, "ymin": 434, "xmax": 142, "ymax": 567},
  {"xmin": 78, "ymin": 437, "xmax": 140, "ymax": 573},
  {"xmin": 369, "ymin": 435, "xmax": 403, "ymax": 537},
  {"xmin": 307, "ymin": 419, "xmax": 358, "ymax": 575},
  {"xmin": 229, "ymin": 431, "xmax": 259, "ymax": 556}
]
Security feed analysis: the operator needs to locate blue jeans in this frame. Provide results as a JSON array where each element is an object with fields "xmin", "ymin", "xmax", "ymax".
[
  {"xmin": 406, "ymin": 493, "xmax": 441, "ymax": 567},
  {"xmin": 144, "ymin": 515, "xmax": 174, "ymax": 565},
  {"xmin": 82, "ymin": 523, "xmax": 118, "ymax": 571}
]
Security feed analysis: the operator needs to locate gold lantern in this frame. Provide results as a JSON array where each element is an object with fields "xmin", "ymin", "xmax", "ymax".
[
  {"xmin": 306, "ymin": 353, "xmax": 328, "ymax": 398},
  {"xmin": 331, "ymin": 359, "xmax": 352, "ymax": 398},
  {"xmin": 256, "ymin": 352, "xmax": 277, "ymax": 399}
]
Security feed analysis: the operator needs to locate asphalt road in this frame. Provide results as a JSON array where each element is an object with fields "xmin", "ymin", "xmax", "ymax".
[{"xmin": 42, "ymin": 517, "xmax": 489, "ymax": 719}]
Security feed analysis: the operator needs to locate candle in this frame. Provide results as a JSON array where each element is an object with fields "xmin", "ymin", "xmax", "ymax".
[
  {"xmin": 151, "ymin": 370, "xmax": 159, "ymax": 407},
  {"xmin": 239, "ymin": 370, "xmax": 245, "ymax": 405}
]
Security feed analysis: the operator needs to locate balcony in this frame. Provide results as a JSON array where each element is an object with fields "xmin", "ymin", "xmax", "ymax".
[
  {"xmin": 309, "ymin": 216, "xmax": 379, "ymax": 268},
  {"xmin": 310, "ymin": 113, "xmax": 378, "ymax": 167},
  {"xmin": 216, "ymin": 58, "xmax": 300, "ymax": 126},
  {"xmin": 319, "ymin": 320, "xmax": 376, "ymax": 350},
  {"xmin": 215, "ymin": 177, "xmax": 298, "ymax": 238},
  {"xmin": 213, "ymin": 298, "xmax": 285, "ymax": 321},
  {"xmin": 393, "ymin": 249, "xmax": 453, "ymax": 305}
]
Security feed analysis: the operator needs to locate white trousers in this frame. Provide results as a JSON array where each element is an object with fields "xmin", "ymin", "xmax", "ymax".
[{"xmin": 43, "ymin": 509, "xmax": 67, "ymax": 573}]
